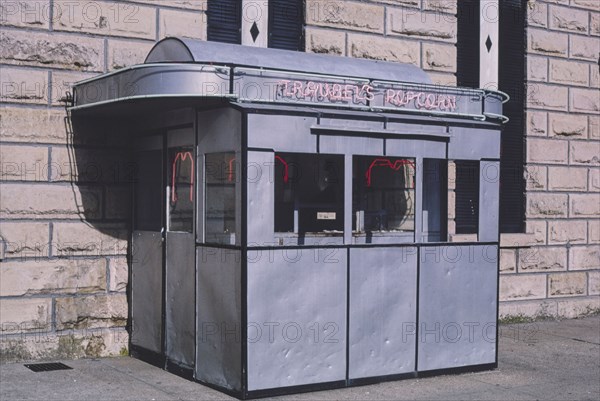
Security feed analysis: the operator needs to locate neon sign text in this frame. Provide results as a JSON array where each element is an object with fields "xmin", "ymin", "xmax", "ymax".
[
  {"xmin": 384, "ymin": 89, "xmax": 457, "ymax": 111},
  {"xmin": 276, "ymin": 79, "xmax": 458, "ymax": 112},
  {"xmin": 278, "ymin": 80, "xmax": 374, "ymax": 102}
]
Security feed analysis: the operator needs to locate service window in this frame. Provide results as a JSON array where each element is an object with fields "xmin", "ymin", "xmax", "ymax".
[
  {"xmin": 168, "ymin": 146, "xmax": 194, "ymax": 233},
  {"xmin": 274, "ymin": 153, "xmax": 344, "ymax": 234},
  {"xmin": 353, "ymin": 156, "xmax": 415, "ymax": 234},
  {"xmin": 205, "ymin": 152, "xmax": 236, "ymax": 244}
]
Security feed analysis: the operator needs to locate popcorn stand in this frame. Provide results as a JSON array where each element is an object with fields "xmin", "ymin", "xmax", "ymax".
[{"xmin": 71, "ymin": 38, "xmax": 508, "ymax": 399}]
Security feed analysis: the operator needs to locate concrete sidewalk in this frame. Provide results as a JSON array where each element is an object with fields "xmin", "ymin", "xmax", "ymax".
[{"xmin": 1, "ymin": 316, "xmax": 599, "ymax": 401}]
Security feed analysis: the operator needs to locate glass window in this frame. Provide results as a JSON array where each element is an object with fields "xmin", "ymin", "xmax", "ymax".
[
  {"xmin": 134, "ymin": 150, "xmax": 162, "ymax": 231},
  {"xmin": 205, "ymin": 152, "xmax": 236, "ymax": 244},
  {"xmin": 422, "ymin": 159, "xmax": 448, "ymax": 242},
  {"xmin": 275, "ymin": 153, "xmax": 344, "ymax": 234},
  {"xmin": 168, "ymin": 147, "xmax": 194, "ymax": 233},
  {"xmin": 353, "ymin": 156, "xmax": 415, "ymax": 233}
]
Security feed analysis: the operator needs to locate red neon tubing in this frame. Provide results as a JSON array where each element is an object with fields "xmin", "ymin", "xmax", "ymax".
[
  {"xmin": 365, "ymin": 158, "xmax": 415, "ymax": 187},
  {"xmin": 228, "ymin": 157, "xmax": 236, "ymax": 182},
  {"xmin": 275, "ymin": 155, "xmax": 289, "ymax": 183},
  {"xmin": 171, "ymin": 151, "xmax": 194, "ymax": 203}
]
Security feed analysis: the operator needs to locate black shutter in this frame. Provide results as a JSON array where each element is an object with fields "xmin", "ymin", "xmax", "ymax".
[
  {"xmin": 269, "ymin": 0, "xmax": 304, "ymax": 51},
  {"xmin": 455, "ymin": 161, "xmax": 480, "ymax": 234},
  {"xmin": 456, "ymin": 0, "xmax": 526, "ymax": 233},
  {"xmin": 499, "ymin": 0, "xmax": 526, "ymax": 233},
  {"xmin": 457, "ymin": 0, "xmax": 480, "ymax": 88},
  {"xmin": 207, "ymin": 0, "xmax": 241, "ymax": 44},
  {"xmin": 455, "ymin": 1, "xmax": 480, "ymax": 234}
]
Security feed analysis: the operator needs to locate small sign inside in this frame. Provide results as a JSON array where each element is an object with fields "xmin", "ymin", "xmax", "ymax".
[{"xmin": 317, "ymin": 212, "xmax": 336, "ymax": 220}]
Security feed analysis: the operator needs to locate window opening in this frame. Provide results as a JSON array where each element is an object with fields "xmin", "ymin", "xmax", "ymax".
[
  {"xmin": 353, "ymin": 156, "xmax": 416, "ymax": 234},
  {"xmin": 205, "ymin": 152, "xmax": 237, "ymax": 244},
  {"xmin": 275, "ymin": 153, "xmax": 344, "ymax": 234}
]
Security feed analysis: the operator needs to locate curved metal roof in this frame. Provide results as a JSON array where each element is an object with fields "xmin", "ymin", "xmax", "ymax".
[
  {"xmin": 71, "ymin": 37, "xmax": 508, "ymax": 124},
  {"xmin": 145, "ymin": 37, "xmax": 433, "ymax": 85}
]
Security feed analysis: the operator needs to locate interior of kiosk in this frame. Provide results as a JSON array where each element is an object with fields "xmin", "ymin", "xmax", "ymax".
[{"xmin": 71, "ymin": 38, "xmax": 508, "ymax": 399}]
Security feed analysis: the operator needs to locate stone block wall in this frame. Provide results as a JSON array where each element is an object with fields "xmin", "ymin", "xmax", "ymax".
[
  {"xmin": 499, "ymin": 0, "xmax": 599, "ymax": 320},
  {"xmin": 305, "ymin": 0, "xmax": 458, "ymax": 85},
  {"xmin": 0, "ymin": 0, "xmax": 206, "ymax": 361}
]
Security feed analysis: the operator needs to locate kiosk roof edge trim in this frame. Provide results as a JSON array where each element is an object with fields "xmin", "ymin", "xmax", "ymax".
[{"xmin": 71, "ymin": 37, "xmax": 508, "ymax": 124}]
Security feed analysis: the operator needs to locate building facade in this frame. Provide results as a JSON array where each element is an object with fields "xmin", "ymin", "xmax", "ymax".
[{"xmin": 0, "ymin": 0, "xmax": 598, "ymax": 361}]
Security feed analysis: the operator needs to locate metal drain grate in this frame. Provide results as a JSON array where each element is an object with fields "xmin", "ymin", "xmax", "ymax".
[{"xmin": 24, "ymin": 362, "xmax": 73, "ymax": 372}]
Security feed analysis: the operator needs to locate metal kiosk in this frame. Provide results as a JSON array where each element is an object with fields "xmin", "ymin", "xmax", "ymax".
[{"xmin": 71, "ymin": 38, "xmax": 508, "ymax": 399}]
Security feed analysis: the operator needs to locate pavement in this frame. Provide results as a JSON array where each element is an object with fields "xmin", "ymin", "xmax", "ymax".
[{"xmin": 1, "ymin": 316, "xmax": 599, "ymax": 401}]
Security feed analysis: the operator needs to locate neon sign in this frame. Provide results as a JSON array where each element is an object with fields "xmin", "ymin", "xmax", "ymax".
[
  {"xmin": 278, "ymin": 80, "xmax": 374, "ymax": 103},
  {"xmin": 365, "ymin": 158, "xmax": 415, "ymax": 187},
  {"xmin": 277, "ymin": 79, "xmax": 457, "ymax": 112},
  {"xmin": 228, "ymin": 157, "xmax": 236, "ymax": 182},
  {"xmin": 275, "ymin": 155, "xmax": 289, "ymax": 184},
  {"xmin": 384, "ymin": 89, "xmax": 457, "ymax": 111},
  {"xmin": 171, "ymin": 151, "xmax": 194, "ymax": 203}
]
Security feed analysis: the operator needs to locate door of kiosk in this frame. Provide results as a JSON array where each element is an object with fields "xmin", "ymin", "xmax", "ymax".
[{"xmin": 131, "ymin": 128, "xmax": 196, "ymax": 372}]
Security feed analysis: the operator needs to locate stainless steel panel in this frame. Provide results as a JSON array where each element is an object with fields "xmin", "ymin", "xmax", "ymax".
[
  {"xmin": 386, "ymin": 138, "xmax": 446, "ymax": 159},
  {"xmin": 247, "ymin": 248, "xmax": 347, "ymax": 391},
  {"xmin": 247, "ymin": 114, "xmax": 317, "ymax": 152},
  {"xmin": 198, "ymin": 108, "xmax": 242, "ymax": 153},
  {"xmin": 167, "ymin": 127, "xmax": 194, "ymax": 147},
  {"xmin": 352, "ymin": 233, "xmax": 414, "ymax": 245},
  {"xmin": 149, "ymin": 38, "xmax": 432, "ymax": 84},
  {"xmin": 131, "ymin": 231, "xmax": 163, "ymax": 353},
  {"xmin": 349, "ymin": 247, "xmax": 417, "ymax": 379},
  {"xmin": 319, "ymin": 118, "xmax": 384, "ymax": 131},
  {"xmin": 136, "ymin": 108, "xmax": 195, "ymax": 133},
  {"xmin": 371, "ymin": 81, "xmax": 484, "ymax": 118},
  {"xmin": 448, "ymin": 127, "xmax": 501, "ymax": 160},
  {"xmin": 165, "ymin": 232, "xmax": 195, "ymax": 368},
  {"xmin": 74, "ymin": 64, "xmax": 231, "ymax": 107},
  {"xmin": 235, "ymin": 68, "xmax": 371, "ymax": 107},
  {"xmin": 386, "ymin": 122, "xmax": 449, "ymax": 137},
  {"xmin": 195, "ymin": 246, "xmax": 242, "ymax": 391},
  {"xmin": 418, "ymin": 245, "xmax": 498, "ymax": 371},
  {"xmin": 319, "ymin": 135, "xmax": 384, "ymax": 156},
  {"xmin": 479, "ymin": 161, "xmax": 500, "ymax": 242},
  {"xmin": 270, "ymin": 235, "xmax": 345, "ymax": 247},
  {"xmin": 247, "ymin": 151, "xmax": 275, "ymax": 246},
  {"xmin": 484, "ymin": 92, "xmax": 504, "ymax": 115}
]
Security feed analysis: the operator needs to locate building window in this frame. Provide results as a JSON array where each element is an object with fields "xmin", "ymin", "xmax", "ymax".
[
  {"xmin": 207, "ymin": 0, "xmax": 304, "ymax": 51},
  {"xmin": 269, "ymin": 0, "xmax": 304, "ymax": 51},
  {"xmin": 456, "ymin": 0, "xmax": 525, "ymax": 233},
  {"xmin": 206, "ymin": 0, "xmax": 241, "ymax": 44}
]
